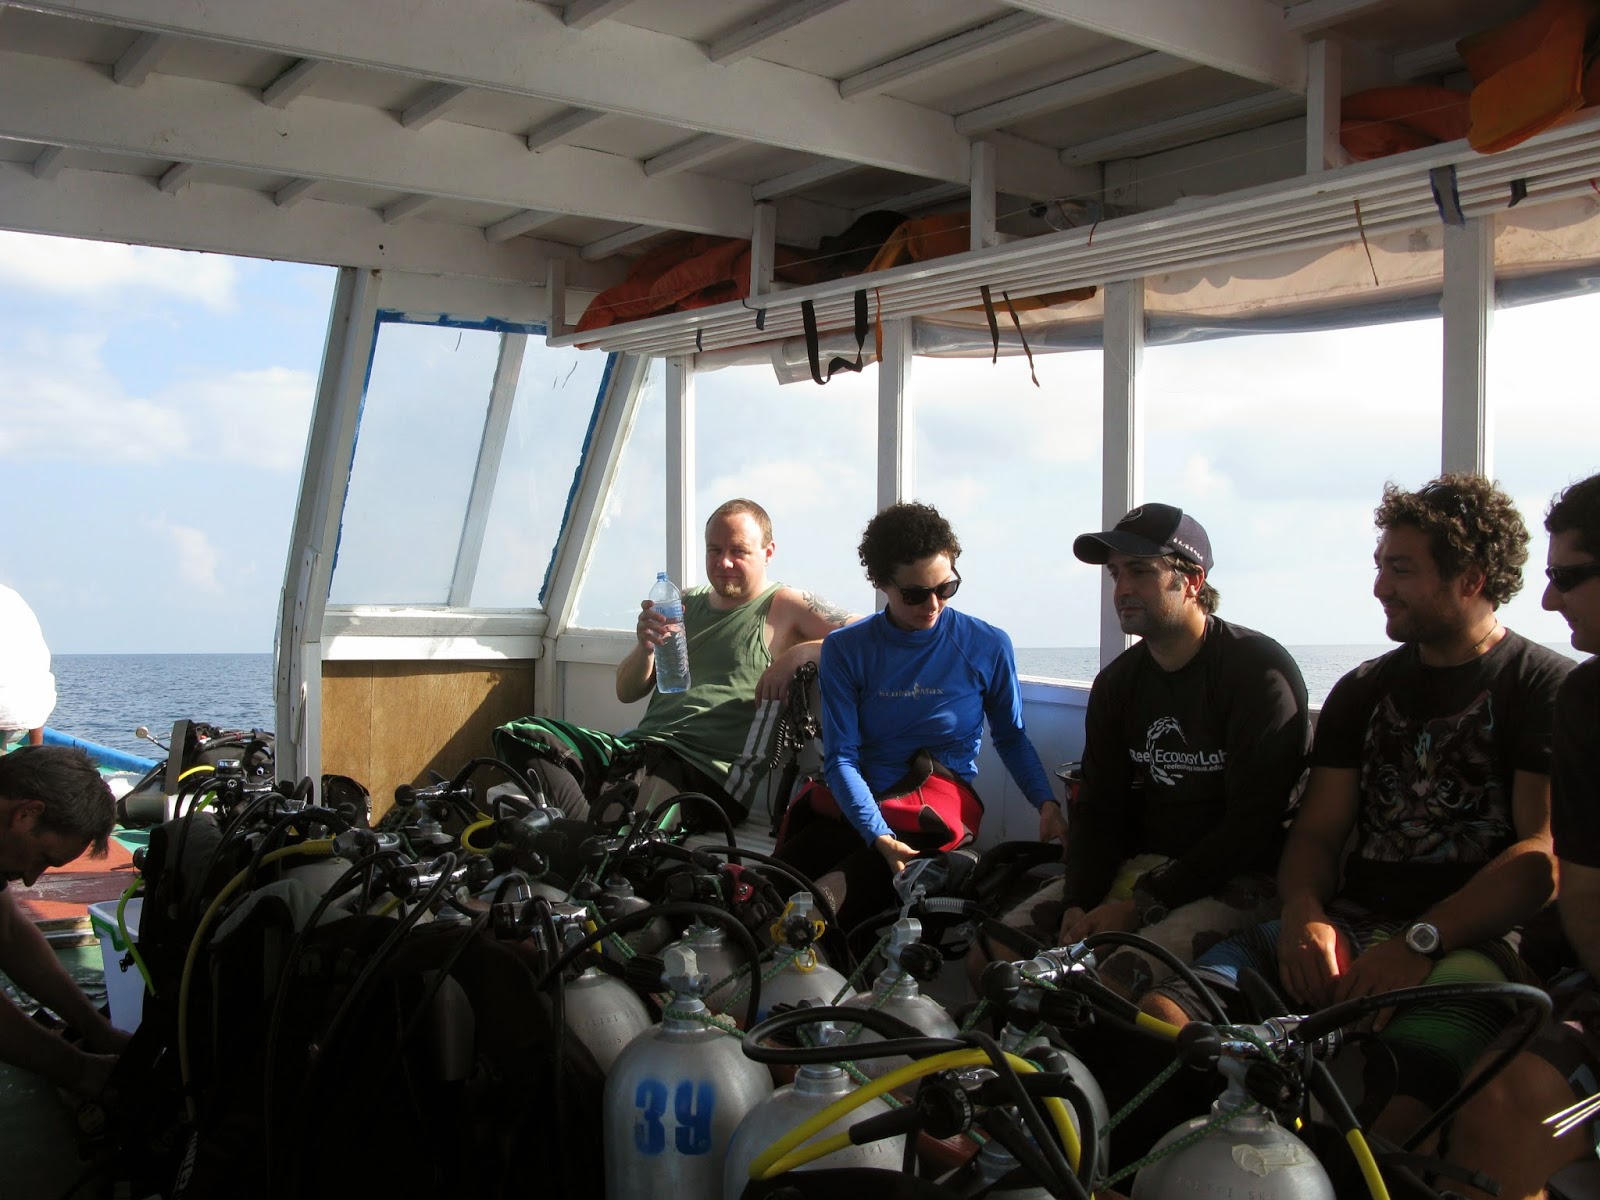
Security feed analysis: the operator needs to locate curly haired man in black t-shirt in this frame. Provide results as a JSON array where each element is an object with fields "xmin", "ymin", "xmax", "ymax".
[{"xmin": 1146, "ymin": 474, "xmax": 1572, "ymax": 1139}]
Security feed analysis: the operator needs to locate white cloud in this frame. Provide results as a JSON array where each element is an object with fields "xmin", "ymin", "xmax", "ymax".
[
  {"xmin": 0, "ymin": 328, "xmax": 313, "ymax": 468},
  {"xmin": 0, "ymin": 232, "xmax": 237, "ymax": 310},
  {"xmin": 1181, "ymin": 453, "xmax": 1231, "ymax": 498},
  {"xmin": 144, "ymin": 518, "xmax": 224, "ymax": 595}
]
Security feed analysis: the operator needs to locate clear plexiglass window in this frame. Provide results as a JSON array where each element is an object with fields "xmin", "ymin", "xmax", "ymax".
[
  {"xmin": 330, "ymin": 316, "xmax": 611, "ymax": 609},
  {"xmin": 913, "ymin": 352, "xmax": 1104, "ymax": 683},
  {"xmin": 330, "ymin": 319, "xmax": 501, "ymax": 605},
  {"xmin": 1142, "ymin": 318, "xmax": 1443, "ymax": 703}
]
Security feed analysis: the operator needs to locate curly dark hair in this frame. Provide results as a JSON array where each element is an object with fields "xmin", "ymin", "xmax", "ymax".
[
  {"xmin": 1374, "ymin": 473, "xmax": 1528, "ymax": 608},
  {"xmin": 858, "ymin": 501, "xmax": 961, "ymax": 589},
  {"xmin": 1546, "ymin": 473, "xmax": 1600, "ymax": 559}
]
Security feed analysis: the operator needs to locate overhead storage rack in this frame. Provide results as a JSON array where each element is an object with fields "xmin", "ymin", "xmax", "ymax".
[{"xmin": 548, "ymin": 107, "xmax": 1600, "ymax": 359}]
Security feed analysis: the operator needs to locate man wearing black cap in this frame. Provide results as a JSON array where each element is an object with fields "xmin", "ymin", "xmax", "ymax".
[{"xmin": 994, "ymin": 503, "xmax": 1310, "ymax": 998}]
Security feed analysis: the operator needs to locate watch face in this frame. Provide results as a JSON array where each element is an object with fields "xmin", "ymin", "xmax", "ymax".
[{"xmin": 1405, "ymin": 922, "xmax": 1441, "ymax": 955}]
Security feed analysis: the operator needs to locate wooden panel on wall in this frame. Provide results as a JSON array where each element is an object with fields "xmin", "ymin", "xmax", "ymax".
[{"xmin": 322, "ymin": 660, "xmax": 537, "ymax": 820}]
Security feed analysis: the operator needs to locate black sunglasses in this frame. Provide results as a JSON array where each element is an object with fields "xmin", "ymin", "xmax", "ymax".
[
  {"xmin": 1546, "ymin": 562, "xmax": 1600, "ymax": 593},
  {"xmin": 893, "ymin": 569, "xmax": 961, "ymax": 606}
]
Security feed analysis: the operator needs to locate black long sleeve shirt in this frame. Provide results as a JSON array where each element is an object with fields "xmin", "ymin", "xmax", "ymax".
[{"xmin": 1058, "ymin": 616, "xmax": 1310, "ymax": 912}]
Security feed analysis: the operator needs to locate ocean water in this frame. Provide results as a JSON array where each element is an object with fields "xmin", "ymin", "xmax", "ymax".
[{"xmin": 49, "ymin": 653, "xmax": 275, "ymax": 758}]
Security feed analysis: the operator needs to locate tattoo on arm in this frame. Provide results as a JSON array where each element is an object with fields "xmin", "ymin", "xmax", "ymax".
[{"xmin": 801, "ymin": 591, "xmax": 854, "ymax": 628}]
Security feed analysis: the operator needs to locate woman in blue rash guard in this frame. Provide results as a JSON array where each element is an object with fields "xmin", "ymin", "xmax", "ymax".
[{"xmin": 774, "ymin": 501, "xmax": 1061, "ymax": 933}]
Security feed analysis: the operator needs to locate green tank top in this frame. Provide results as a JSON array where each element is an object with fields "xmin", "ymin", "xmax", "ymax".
[{"xmin": 630, "ymin": 582, "xmax": 784, "ymax": 812}]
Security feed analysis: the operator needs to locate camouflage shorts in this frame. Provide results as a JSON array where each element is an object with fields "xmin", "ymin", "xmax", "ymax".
[{"xmin": 998, "ymin": 852, "xmax": 1279, "ymax": 999}]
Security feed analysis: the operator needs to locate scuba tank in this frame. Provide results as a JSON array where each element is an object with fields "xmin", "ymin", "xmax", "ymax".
[
  {"xmin": 604, "ymin": 945, "xmax": 773, "ymax": 1200},
  {"xmin": 554, "ymin": 915, "xmax": 654, "ymax": 1075},
  {"xmin": 721, "ymin": 1023, "xmax": 906, "ymax": 1199},
  {"xmin": 998, "ymin": 1022, "xmax": 1110, "ymax": 1172},
  {"xmin": 1131, "ymin": 1064, "xmax": 1334, "ymax": 1200},
  {"xmin": 754, "ymin": 893, "xmax": 851, "ymax": 1022},
  {"xmin": 667, "ymin": 920, "xmax": 745, "ymax": 1014},
  {"xmin": 596, "ymin": 876, "xmax": 672, "ymax": 956},
  {"xmin": 839, "ymin": 918, "xmax": 958, "ymax": 1077}
]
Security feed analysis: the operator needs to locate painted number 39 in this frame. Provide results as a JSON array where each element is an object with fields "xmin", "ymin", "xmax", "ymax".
[{"xmin": 633, "ymin": 1079, "xmax": 716, "ymax": 1155}]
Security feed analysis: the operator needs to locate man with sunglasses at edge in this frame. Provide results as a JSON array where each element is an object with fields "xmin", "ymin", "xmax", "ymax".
[
  {"xmin": 1144, "ymin": 474, "xmax": 1571, "ymax": 1145},
  {"xmin": 987, "ymin": 503, "xmax": 1310, "ymax": 1000},
  {"xmin": 1432, "ymin": 472, "xmax": 1600, "ymax": 1200}
]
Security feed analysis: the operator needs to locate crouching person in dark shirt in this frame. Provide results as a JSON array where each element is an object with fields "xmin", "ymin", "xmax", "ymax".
[
  {"xmin": 985, "ymin": 503, "xmax": 1310, "ymax": 999},
  {"xmin": 1145, "ymin": 474, "xmax": 1571, "ymax": 1143}
]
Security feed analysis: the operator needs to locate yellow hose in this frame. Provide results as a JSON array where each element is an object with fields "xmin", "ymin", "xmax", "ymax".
[
  {"xmin": 459, "ymin": 816, "xmax": 498, "ymax": 854},
  {"xmin": 115, "ymin": 878, "xmax": 155, "ymax": 996},
  {"xmin": 177, "ymin": 765, "xmax": 214, "ymax": 782},
  {"xmin": 177, "ymin": 839, "xmax": 334, "ymax": 1119},
  {"xmin": 1135, "ymin": 1011, "xmax": 1183, "ymax": 1040},
  {"xmin": 1346, "ymin": 1127, "xmax": 1392, "ymax": 1200},
  {"xmin": 751, "ymin": 1047, "xmax": 1080, "ymax": 1181}
]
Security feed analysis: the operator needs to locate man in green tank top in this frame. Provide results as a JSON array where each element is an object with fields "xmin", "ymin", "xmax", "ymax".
[{"xmin": 495, "ymin": 498, "xmax": 857, "ymax": 824}]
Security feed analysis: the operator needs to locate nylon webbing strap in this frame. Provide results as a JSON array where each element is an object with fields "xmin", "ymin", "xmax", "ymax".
[
  {"xmin": 980, "ymin": 285, "xmax": 1040, "ymax": 387},
  {"xmin": 1429, "ymin": 164, "xmax": 1465, "ymax": 226},
  {"xmin": 801, "ymin": 289, "xmax": 869, "ymax": 385},
  {"xmin": 981, "ymin": 284, "xmax": 1001, "ymax": 363}
]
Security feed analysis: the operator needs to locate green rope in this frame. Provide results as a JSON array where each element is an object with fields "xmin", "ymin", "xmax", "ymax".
[
  {"xmin": 725, "ymin": 948, "xmax": 797, "ymax": 1011},
  {"xmin": 662, "ymin": 1007, "xmax": 744, "ymax": 1038},
  {"xmin": 607, "ymin": 933, "xmax": 637, "ymax": 959},
  {"xmin": 1105, "ymin": 1056, "xmax": 1183, "ymax": 1131},
  {"xmin": 960, "ymin": 997, "xmax": 991, "ymax": 1031},
  {"xmin": 833, "ymin": 930, "xmax": 893, "ymax": 1003},
  {"xmin": 1102, "ymin": 1096, "xmax": 1256, "ymax": 1189}
]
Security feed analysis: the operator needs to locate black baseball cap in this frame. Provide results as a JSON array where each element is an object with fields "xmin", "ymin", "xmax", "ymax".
[{"xmin": 1073, "ymin": 503, "xmax": 1214, "ymax": 571}]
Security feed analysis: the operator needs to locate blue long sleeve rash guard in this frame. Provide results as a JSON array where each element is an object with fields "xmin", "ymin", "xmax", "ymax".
[{"xmin": 819, "ymin": 607, "xmax": 1056, "ymax": 843}]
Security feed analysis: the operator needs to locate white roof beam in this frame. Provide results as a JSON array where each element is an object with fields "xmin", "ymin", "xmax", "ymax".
[
  {"xmin": 563, "ymin": 0, "xmax": 636, "ymax": 29},
  {"xmin": 957, "ymin": 53, "xmax": 1193, "ymax": 135},
  {"xmin": 113, "ymin": 30, "xmax": 175, "ymax": 86},
  {"xmin": 853, "ymin": 180, "xmax": 966, "ymax": 220},
  {"xmin": 400, "ymin": 83, "xmax": 472, "ymax": 130},
  {"xmin": 274, "ymin": 177, "xmax": 318, "ymax": 207},
  {"xmin": 752, "ymin": 159, "xmax": 860, "ymax": 201},
  {"xmin": 840, "ymin": 13, "xmax": 1048, "ymax": 100},
  {"xmin": 0, "ymin": 49, "xmax": 839, "ymax": 241},
  {"xmin": 707, "ymin": 0, "xmax": 855, "ymax": 66},
  {"xmin": 0, "ymin": 160, "xmax": 620, "ymax": 291},
  {"xmin": 581, "ymin": 224, "xmax": 663, "ymax": 261},
  {"xmin": 485, "ymin": 209, "xmax": 563, "ymax": 242},
  {"xmin": 157, "ymin": 161, "xmax": 198, "ymax": 193},
  {"xmin": 23, "ymin": 0, "xmax": 1087, "ymax": 197},
  {"xmin": 525, "ymin": 107, "xmax": 611, "ymax": 152},
  {"xmin": 261, "ymin": 58, "xmax": 326, "ymax": 108},
  {"xmin": 31, "ymin": 144, "xmax": 67, "ymax": 180},
  {"xmin": 1284, "ymin": 0, "xmax": 1402, "ymax": 34},
  {"xmin": 1059, "ymin": 90, "xmax": 1302, "ymax": 164},
  {"xmin": 997, "ymin": 0, "xmax": 1308, "ymax": 90},
  {"xmin": 381, "ymin": 194, "xmax": 434, "ymax": 223},
  {"xmin": 643, "ymin": 134, "xmax": 740, "ymax": 178}
]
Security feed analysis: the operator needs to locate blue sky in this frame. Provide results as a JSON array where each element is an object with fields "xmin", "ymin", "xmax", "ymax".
[
  {"xmin": 0, "ymin": 232, "xmax": 333, "ymax": 653},
  {"xmin": 2, "ymin": 229, "xmax": 1597, "ymax": 660}
]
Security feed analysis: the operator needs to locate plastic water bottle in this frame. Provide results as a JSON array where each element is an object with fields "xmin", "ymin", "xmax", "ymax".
[{"xmin": 649, "ymin": 572, "xmax": 691, "ymax": 694}]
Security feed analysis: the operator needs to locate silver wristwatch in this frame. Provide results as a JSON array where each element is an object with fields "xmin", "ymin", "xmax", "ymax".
[{"xmin": 1402, "ymin": 920, "xmax": 1445, "ymax": 960}]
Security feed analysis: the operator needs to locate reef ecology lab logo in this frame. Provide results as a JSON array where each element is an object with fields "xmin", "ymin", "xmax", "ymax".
[{"xmin": 1128, "ymin": 716, "xmax": 1225, "ymax": 786}]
